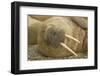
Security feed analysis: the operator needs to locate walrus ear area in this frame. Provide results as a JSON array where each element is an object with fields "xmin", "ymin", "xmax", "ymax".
[{"xmin": 43, "ymin": 24, "xmax": 65, "ymax": 48}]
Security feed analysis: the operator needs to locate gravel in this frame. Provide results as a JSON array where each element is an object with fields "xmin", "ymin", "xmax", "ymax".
[{"xmin": 28, "ymin": 45, "xmax": 87, "ymax": 61}]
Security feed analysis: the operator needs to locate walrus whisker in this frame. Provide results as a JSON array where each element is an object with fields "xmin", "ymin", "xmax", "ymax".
[
  {"xmin": 65, "ymin": 34, "xmax": 80, "ymax": 43},
  {"xmin": 60, "ymin": 43, "xmax": 78, "ymax": 56}
]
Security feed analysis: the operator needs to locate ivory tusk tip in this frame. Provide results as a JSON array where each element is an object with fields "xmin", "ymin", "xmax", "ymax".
[
  {"xmin": 60, "ymin": 43, "xmax": 78, "ymax": 57},
  {"xmin": 65, "ymin": 34, "xmax": 80, "ymax": 43}
]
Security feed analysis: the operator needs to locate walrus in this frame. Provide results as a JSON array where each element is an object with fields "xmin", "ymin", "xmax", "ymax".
[
  {"xmin": 28, "ymin": 16, "xmax": 42, "ymax": 44},
  {"xmin": 37, "ymin": 17, "xmax": 87, "ymax": 58}
]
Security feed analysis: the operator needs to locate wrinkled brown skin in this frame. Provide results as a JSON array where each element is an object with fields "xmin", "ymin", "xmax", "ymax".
[
  {"xmin": 71, "ymin": 17, "xmax": 88, "ymax": 29},
  {"xmin": 71, "ymin": 17, "xmax": 88, "ymax": 51},
  {"xmin": 28, "ymin": 16, "xmax": 42, "ymax": 45},
  {"xmin": 28, "ymin": 16, "xmax": 88, "ymax": 58},
  {"xmin": 30, "ymin": 15, "xmax": 52, "ymax": 21},
  {"xmin": 37, "ymin": 17, "xmax": 87, "ymax": 58}
]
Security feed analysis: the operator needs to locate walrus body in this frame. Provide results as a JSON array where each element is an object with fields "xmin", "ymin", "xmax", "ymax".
[
  {"xmin": 37, "ymin": 17, "xmax": 87, "ymax": 57},
  {"xmin": 28, "ymin": 16, "xmax": 42, "ymax": 44}
]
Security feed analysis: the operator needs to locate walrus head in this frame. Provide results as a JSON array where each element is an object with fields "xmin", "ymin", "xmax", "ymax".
[{"xmin": 43, "ymin": 23, "xmax": 80, "ymax": 56}]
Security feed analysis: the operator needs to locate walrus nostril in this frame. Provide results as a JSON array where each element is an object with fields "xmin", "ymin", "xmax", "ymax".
[{"xmin": 44, "ymin": 25, "xmax": 65, "ymax": 48}]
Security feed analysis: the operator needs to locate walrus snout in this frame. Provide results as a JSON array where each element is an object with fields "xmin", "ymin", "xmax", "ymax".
[{"xmin": 44, "ymin": 24, "xmax": 65, "ymax": 48}]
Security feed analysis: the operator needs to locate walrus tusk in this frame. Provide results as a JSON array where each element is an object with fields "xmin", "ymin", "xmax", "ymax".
[
  {"xmin": 65, "ymin": 34, "xmax": 80, "ymax": 43},
  {"xmin": 60, "ymin": 43, "xmax": 78, "ymax": 56}
]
